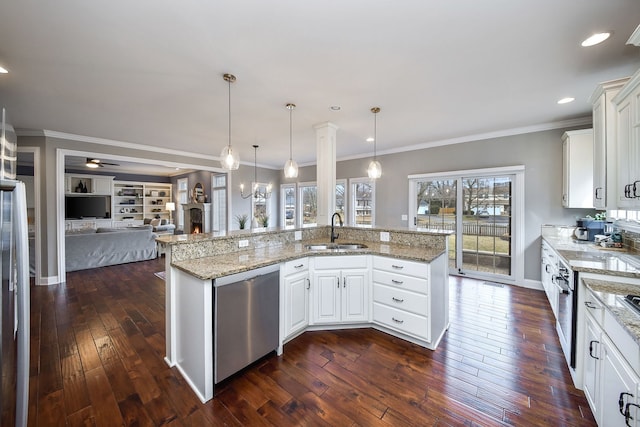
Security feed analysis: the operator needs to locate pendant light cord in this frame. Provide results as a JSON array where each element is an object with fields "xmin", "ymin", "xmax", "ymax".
[
  {"xmin": 289, "ymin": 107, "xmax": 293, "ymax": 159},
  {"xmin": 228, "ymin": 78, "xmax": 231, "ymax": 150},
  {"xmin": 373, "ymin": 111, "xmax": 377, "ymax": 162}
]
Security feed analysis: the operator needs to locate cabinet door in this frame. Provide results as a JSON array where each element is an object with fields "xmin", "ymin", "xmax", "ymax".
[
  {"xmin": 617, "ymin": 97, "xmax": 634, "ymax": 208},
  {"xmin": 312, "ymin": 271, "xmax": 341, "ymax": 324},
  {"xmin": 601, "ymin": 336, "xmax": 640, "ymax": 427},
  {"xmin": 93, "ymin": 177, "xmax": 113, "ymax": 195},
  {"xmin": 342, "ymin": 269, "xmax": 368, "ymax": 322},
  {"xmin": 583, "ymin": 313, "xmax": 601, "ymax": 424},
  {"xmin": 284, "ymin": 271, "xmax": 309, "ymax": 338},
  {"xmin": 592, "ymin": 94, "xmax": 606, "ymax": 208}
]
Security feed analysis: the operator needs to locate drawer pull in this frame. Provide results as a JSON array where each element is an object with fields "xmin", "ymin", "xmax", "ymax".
[
  {"xmin": 391, "ymin": 279, "xmax": 403, "ymax": 284},
  {"xmin": 589, "ymin": 340, "xmax": 599, "ymax": 359},
  {"xmin": 392, "ymin": 297, "xmax": 404, "ymax": 303},
  {"xmin": 619, "ymin": 392, "xmax": 634, "ymax": 416},
  {"xmin": 391, "ymin": 264, "xmax": 404, "ymax": 269},
  {"xmin": 584, "ymin": 301, "xmax": 596, "ymax": 309},
  {"xmin": 294, "ymin": 264, "xmax": 304, "ymax": 269},
  {"xmin": 392, "ymin": 317, "xmax": 404, "ymax": 324}
]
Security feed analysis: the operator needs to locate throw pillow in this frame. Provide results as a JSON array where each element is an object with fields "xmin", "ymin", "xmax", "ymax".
[{"xmin": 150, "ymin": 219, "xmax": 161, "ymax": 227}]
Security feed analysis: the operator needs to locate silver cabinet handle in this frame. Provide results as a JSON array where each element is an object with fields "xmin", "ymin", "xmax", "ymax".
[
  {"xmin": 391, "ymin": 264, "xmax": 404, "ymax": 269},
  {"xmin": 392, "ymin": 297, "xmax": 404, "ymax": 303},
  {"xmin": 391, "ymin": 279, "xmax": 403, "ymax": 284},
  {"xmin": 392, "ymin": 317, "xmax": 404, "ymax": 324},
  {"xmin": 343, "ymin": 277, "xmax": 346, "ymax": 288},
  {"xmin": 306, "ymin": 278, "xmax": 310, "ymax": 289},
  {"xmin": 337, "ymin": 277, "xmax": 340, "ymax": 288},
  {"xmin": 294, "ymin": 264, "xmax": 304, "ymax": 269},
  {"xmin": 584, "ymin": 301, "xmax": 596, "ymax": 309}
]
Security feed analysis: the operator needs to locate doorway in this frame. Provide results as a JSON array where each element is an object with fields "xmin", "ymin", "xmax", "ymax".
[{"xmin": 409, "ymin": 166, "xmax": 523, "ymax": 284}]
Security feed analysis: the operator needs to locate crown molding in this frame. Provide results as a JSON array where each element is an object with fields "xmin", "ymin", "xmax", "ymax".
[{"xmin": 336, "ymin": 116, "xmax": 592, "ymax": 163}]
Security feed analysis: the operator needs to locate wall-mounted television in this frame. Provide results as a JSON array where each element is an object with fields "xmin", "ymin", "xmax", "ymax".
[{"xmin": 65, "ymin": 196, "xmax": 111, "ymax": 219}]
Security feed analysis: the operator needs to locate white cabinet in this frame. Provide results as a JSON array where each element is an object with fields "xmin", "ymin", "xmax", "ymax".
[
  {"xmin": 581, "ymin": 288, "xmax": 640, "ymax": 426},
  {"xmin": 310, "ymin": 256, "xmax": 369, "ymax": 324},
  {"xmin": 600, "ymin": 335, "xmax": 639, "ymax": 427},
  {"xmin": 613, "ymin": 70, "xmax": 640, "ymax": 209},
  {"xmin": 65, "ymin": 174, "xmax": 114, "ymax": 195},
  {"xmin": 372, "ymin": 256, "xmax": 431, "ymax": 342},
  {"xmin": 590, "ymin": 78, "xmax": 629, "ymax": 209},
  {"xmin": 281, "ymin": 259, "xmax": 310, "ymax": 341},
  {"xmin": 541, "ymin": 241, "xmax": 559, "ymax": 318},
  {"xmin": 562, "ymin": 129, "xmax": 594, "ymax": 208}
]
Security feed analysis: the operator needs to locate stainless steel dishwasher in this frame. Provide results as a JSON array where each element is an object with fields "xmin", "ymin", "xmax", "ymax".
[{"xmin": 213, "ymin": 264, "xmax": 280, "ymax": 384}]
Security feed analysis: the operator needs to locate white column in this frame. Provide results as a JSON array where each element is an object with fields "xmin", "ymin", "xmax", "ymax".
[{"xmin": 314, "ymin": 122, "xmax": 338, "ymax": 226}]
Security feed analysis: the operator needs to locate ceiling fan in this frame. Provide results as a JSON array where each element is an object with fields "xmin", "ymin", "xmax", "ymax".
[{"xmin": 85, "ymin": 158, "xmax": 120, "ymax": 168}]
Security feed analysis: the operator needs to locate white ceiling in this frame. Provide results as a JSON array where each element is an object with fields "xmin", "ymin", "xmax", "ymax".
[{"xmin": 1, "ymin": 1, "xmax": 640, "ymax": 170}]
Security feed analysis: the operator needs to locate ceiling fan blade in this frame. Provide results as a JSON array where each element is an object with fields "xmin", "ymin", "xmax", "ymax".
[{"xmin": 86, "ymin": 158, "xmax": 119, "ymax": 167}]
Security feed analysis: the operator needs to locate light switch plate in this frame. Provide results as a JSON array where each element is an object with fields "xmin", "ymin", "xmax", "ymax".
[
  {"xmin": 380, "ymin": 231, "xmax": 390, "ymax": 242},
  {"xmin": 238, "ymin": 239, "xmax": 249, "ymax": 248},
  {"xmin": 294, "ymin": 231, "xmax": 302, "ymax": 240},
  {"xmin": 401, "ymin": 214, "xmax": 408, "ymax": 221}
]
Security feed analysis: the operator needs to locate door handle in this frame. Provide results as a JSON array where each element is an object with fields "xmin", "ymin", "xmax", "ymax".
[
  {"xmin": 337, "ymin": 277, "xmax": 340, "ymax": 288},
  {"xmin": 625, "ymin": 403, "xmax": 639, "ymax": 426},
  {"xmin": 619, "ymin": 392, "xmax": 634, "ymax": 416},
  {"xmin": 584, "ymin": 301, "xmax": 596, "ymax": 309},
  {"xmin": 306, "ymin": 278, "xmax": 310, "ymax": 289},
  {"xmin": 595, "ymin": 187, "xmax": 602, "ymax": 200},
  {"xmin": 343, "ymin": 277, "xmax": 346, "ymax": 288},
  {"xmin": 588, "ymin": 340, "xmax": 599, "ymax": 359}
]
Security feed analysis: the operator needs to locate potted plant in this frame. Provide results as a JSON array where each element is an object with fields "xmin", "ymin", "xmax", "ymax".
[
  {"xmin": 259, "ymin": 215, "xmax": 269, "ymax": 228},
  {"xmin": 235, "ymin": 214, "xmax": 248, "ymax": 230}
]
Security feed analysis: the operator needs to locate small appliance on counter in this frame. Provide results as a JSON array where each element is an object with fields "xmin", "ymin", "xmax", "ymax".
[{"xmin": 574, "ymin": 218, "xmax": 605, "ymax": 242}]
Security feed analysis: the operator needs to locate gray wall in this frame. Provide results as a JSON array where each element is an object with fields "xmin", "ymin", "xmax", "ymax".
[{"xmin": 229, "ymin": 163, "xmax": 281, "ymax": 229}]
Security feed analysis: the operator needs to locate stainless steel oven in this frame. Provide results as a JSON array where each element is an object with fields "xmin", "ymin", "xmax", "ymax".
[{"xmin": 556, "ymin": 259, "xmax": 577, "ymax": 368}]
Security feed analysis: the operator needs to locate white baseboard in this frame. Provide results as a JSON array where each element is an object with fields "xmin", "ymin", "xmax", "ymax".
[
  {"xmin": 37, "ymin": 275, "xmax": 61, "ymax": 286},
  {"xmin": 519, "ymin": 279, "xmax": 543, "ymax": 291}
]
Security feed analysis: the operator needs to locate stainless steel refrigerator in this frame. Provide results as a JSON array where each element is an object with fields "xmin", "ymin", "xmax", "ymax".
[{"xmin": 0, "ymin": 108, "xmax": 30, "ymax": 427}]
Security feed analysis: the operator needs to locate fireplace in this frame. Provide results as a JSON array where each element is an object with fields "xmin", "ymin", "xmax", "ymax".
[{"xmin": 182, "ymin": 203, "xmax": 211, "ymax": 234}]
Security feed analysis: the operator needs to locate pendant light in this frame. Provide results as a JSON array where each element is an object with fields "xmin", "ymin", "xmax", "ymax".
[
  {"xmin": 283, "ymin": 103, "xmax": 299, "ymax": 178},
  {"xmin": 367, "ymin": 107, "xmax": 382, "ymax": 179},
  {"xmin": 220, "ymin": 73, "xmax": 240, "ymax": 170},
  {"xmin": 241, "ymin": 145, "xmax": 272, "ymax": 199}
]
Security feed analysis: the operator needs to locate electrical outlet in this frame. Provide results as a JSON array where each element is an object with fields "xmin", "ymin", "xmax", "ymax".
[
  {"xmin": 294, "ymin": 231, "xmax": 302, "ymax": 240},
  {"xmin": 401, "ymin": 214, "xmax": 408, "ymax": 221},
  {"xmin": 238, "ymin": 239, "xmax": 249, "ymax": 248},
  {"xmin": 380, "ymin": 231, "xmax": 390, "ymax": 242}
]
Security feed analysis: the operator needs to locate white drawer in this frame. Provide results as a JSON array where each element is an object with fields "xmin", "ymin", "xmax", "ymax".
[
  {"xmin": 282, "ymin": 258, "xmax": 309, "ymax": 276},
  {"xmin": 314, "ymin": 255, "xmax": 368, "ymax": 270},
  {"xmin": 373, "ymin": 302, "xmax": 430, "ymax": 341},
  {"xmin": 373, "ymin": 256, "xmax": 428, "ymax": 278},
  {"xmin": 373, "ymin": 270, "xmax": 428, "ymax": 294},
  {"xmin": 583, "ymin": 289, "xmax": 604, "ymax": 328},
  {"xmin": 373, "ymin": 283, "xmax": 428, "ymax": 316}
]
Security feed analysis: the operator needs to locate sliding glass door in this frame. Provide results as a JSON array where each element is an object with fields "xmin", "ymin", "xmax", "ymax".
[{"xmin": 409, "ymin": 167, "xmax": 520, "ymax": 283}]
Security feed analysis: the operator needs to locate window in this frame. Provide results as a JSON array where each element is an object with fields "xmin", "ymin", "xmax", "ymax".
[
  {"xmin": 211, "ymin": 174, "xmax": 227, "ymax": 232},
  {"xmin": 299, "ymin": 182, "xmax": 317, "ymax": 227},
  {"xmin": 336, "ymin": 179, "xmax": 346, "ymax": 224},
  {"xmin": 281, "ymin": 183, "xmax": 296, "ymax": 228},
  {"xmin": 350, "ymin": 178, "xmax": 375, "ymax": 227},
  {"xmin": 251, "ymin": 183, "xmax": 271, "ymax": 227},
  {"xmin": 176, "ymin": 178, "xmax": 188, "ymax": 228}
]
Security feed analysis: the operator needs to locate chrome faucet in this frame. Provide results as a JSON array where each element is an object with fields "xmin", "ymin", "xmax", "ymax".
[{"xmin": 330, "ymin": 212, "xmax": 343, "ymax": 243}]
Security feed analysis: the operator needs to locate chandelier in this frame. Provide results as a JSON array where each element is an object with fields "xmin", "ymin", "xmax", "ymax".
[{"xmin": 240, "ymin": 145, "xmax": 272, "ymax": 199}]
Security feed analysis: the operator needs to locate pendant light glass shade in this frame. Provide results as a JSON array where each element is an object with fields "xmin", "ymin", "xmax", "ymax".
[
  {"xmin": 220, "ymin": 73, "xmax": 240, "ymax": 170},
  {"xmin": 220, "ymin": 145, "xmax": 240, "ymax": 170},
  {"xmin": 367, "ymin": 107, "xmax": 381, "ymax": 179},
  {"xmin": 367, "ymin": 159, "xmax": 382, "ymax": 179},
  {"xmin": 283, "ymin": 103, "xmax": 298, "ymax": 178}
]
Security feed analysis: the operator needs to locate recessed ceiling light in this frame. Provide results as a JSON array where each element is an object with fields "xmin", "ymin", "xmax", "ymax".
[
  {"xmin": 366, "ymin": 137, "xmax": 374, "ymax": 142},
  {"xmin": 581, "ymin": 32, "xmax": 611, "ymax": 47},
  {"xmin": 557, "ymin": 97, "xmax": 575, "ymax": 104},
  {"xmin": 0, "ymin": 66, "xmax": 8, "ymax": 74},
  {"xmin": 329, "ymin": 106, "xmax": 341, "ymax": 111}
]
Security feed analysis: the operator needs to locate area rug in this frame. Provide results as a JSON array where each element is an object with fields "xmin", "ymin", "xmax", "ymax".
[{"xmin": 154, "ymin": 271, "xmax": 166, "ymax": 280}]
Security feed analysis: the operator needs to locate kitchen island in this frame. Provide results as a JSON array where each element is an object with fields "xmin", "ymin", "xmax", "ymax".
[{"xmin": 156, "ymin": 225, "xmax": 450, "ymax": 402}]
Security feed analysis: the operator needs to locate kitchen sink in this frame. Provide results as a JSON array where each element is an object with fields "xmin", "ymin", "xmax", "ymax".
[{"xmin": 304, "ymin": 242, "xmax": 368, "ymax": 251}]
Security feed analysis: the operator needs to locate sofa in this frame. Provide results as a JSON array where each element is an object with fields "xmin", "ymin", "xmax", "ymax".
[
  {"xmin": 65, "ymin": 225, "xmax": 158, "ymax": 272},
  {"xmin": 144, "ymin": 218, "xmax": 176, "ymax": 234}
]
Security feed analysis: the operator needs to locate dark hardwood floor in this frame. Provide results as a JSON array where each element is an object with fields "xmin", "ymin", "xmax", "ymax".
[{"xmin": 28, "ymin": 257, "xmax": 596, "ymax": 426}]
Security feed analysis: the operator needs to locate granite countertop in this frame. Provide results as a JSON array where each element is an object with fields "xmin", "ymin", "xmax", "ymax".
[
  {"xmin": 582, "ymin": 278, "xmax": 640, "ymax": 346},
  {"xmin": 171, "ymin": 239, "xmax": 446, "ymax": 280},
  {"xmin": 542, "ymin": 235, "xmax": 640, "ymax": 278}
]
